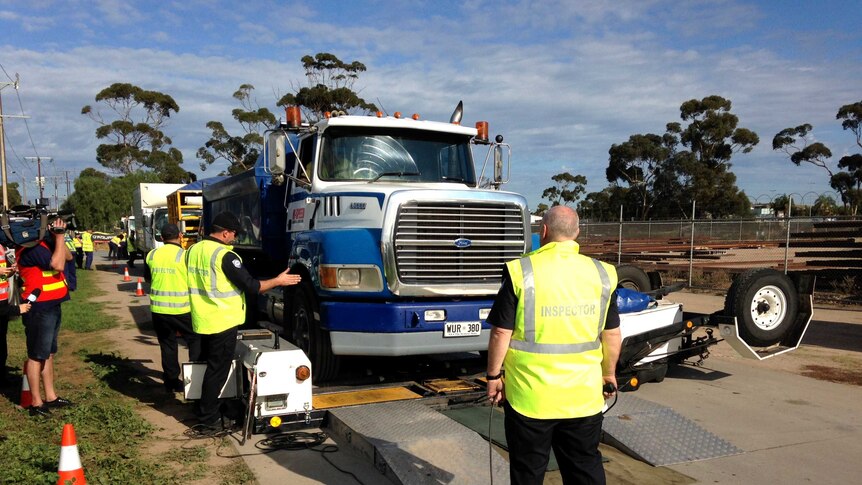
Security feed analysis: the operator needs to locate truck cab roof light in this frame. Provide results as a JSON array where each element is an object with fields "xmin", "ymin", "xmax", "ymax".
[
  {"xmin": 376, "ymin": 111, "xmax": 383, "ymax": 118},
  {"xmin": 394, "ymin": 111, "xmax": 402, "ymax": 119},
  {"xmin": 324, "ymin": 111, "xmax": 332, "ymax": 119},
  {"xmin": 286, "ymin": 106, "xmax": 302, "ymax": 129},
  {"xmin": 412, "ymin": 113, "xmax": 420, "ymax": 120},
  {"xmin": 475, "ymin": 121, "xmax": 489, "ymax": 143}
]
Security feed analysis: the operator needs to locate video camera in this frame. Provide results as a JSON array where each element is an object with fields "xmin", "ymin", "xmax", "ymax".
[{"xmin": 0, "ymin": 204, "xmax": 78, "ymax": 249}]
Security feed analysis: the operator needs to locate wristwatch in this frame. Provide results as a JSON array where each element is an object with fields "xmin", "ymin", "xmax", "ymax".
[{"xmin": 486, "ymin": 371, "xmax": 504, "ymax": 381}]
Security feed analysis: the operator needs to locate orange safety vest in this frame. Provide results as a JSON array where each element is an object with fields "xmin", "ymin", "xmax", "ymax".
[
  {"xmin": 16, "ymin": 241, "xmax": 69, "ymax": 302},
  {"xmin": 0, "ymin": 245, "xmax": 8, "ymax": 301}
]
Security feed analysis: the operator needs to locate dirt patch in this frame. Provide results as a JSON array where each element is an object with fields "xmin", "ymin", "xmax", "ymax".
[{"xmin": 801, "ymin": 364, "xmax": 862, "ymax": 386}]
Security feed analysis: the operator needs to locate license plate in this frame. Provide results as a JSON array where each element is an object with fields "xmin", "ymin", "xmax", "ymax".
[{"xmin": 443, "ymin": 321, "xmax": 482, "ymax": 337}]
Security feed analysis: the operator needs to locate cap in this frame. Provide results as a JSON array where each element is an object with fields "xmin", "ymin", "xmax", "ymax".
[
  {"xmin": 160, "ymin": 223, "xmax": 180, "ymax": 240},
  {"xmin": 212, "ymin": 211, "xmax": 243, "ymax": 234}
]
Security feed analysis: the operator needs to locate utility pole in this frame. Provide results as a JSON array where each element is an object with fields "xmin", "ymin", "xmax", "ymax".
[
  {"xmin": 24, "ymin": 156, "xmax": 51, "ymax": 206},
  {"xmin": 0, "ymin": 76, "xmax": 24, "ymax": 209}
]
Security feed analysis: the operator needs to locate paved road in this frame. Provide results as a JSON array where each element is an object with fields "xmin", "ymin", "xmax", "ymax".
[{"xmin": 100, "ymin": 257, "xmax": 862, "ymax": 484}]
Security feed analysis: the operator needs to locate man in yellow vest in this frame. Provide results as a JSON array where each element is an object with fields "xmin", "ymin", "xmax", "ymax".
[
  {"xmin": 72, "ymin": 232, "xmax": 84, "ymax": 269},
  {"xmin": 81, "ymin": 228, "xmax": 94, "ymax": 270},
  {"xmin": 145, "ymin": 223, "xmax": 201, "ymax": 392},
  {"xmin": 187, "ymin": 211, "xmax": 301, "ymax": 430},
  {"xmin": 486, "ymin": 205, "xmax": 622, "ymax": 485}
]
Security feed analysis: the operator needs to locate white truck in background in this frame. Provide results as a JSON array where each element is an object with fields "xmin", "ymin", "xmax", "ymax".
[{"xmin": 131, "ymin": 183, "xmax": 185, "ymax": 254}]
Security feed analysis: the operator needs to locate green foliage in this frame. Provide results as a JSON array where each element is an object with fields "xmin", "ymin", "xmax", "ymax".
[
  {"xmin": 772, "ymin": 124, "xmax": 834, "ymax": 176},
  {"xmin": 82, "ymin": 83, "xmax": 188, "ymax": 181},
  {"xmin": 585, "ymin": 95, "xmax": 754, "ymax": 220},
  {"xmin": 605, "ymin": 133, "xmax": 673, "ymax": 219},
  {"xmin": 62, "ymin": 169, "xmax": 161, "ymax": 231},
  {"xmin": 277, "ymin": 52, "xmax": 378, "ymax": 121},
  {"xmin": 7, "ymin": 181, "xmax": 22, "ymax": 206},
  {"xmin": 541, "ymin": 172, "xmax": 587, "ymax": 207},
  {"xmin": 198, "ymin": 84, "xmax": 277, "ymax": 175},
  {"xmin": 837, "ymin": 100, "xmax": 862, "ymax": 148}
]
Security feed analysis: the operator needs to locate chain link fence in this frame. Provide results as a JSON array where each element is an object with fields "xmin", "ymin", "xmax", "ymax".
[{"xmin": 573, "ymin": 216, "xmax": 862, "ymax": 304}]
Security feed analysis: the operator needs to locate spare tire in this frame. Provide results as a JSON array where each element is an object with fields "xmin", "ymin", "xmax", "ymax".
[
  {"xmin": 616, "ymin": 265, "xmax": 651, "ymax": 292},
  {"xmin": 724, "ymin": 268, "xmax": 798, "ymax": 347}
]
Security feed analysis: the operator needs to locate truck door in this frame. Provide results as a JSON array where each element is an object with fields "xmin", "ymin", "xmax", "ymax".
[{"xmin": 287, "ymin": 135, "xmax": 317, "ymax": 233}]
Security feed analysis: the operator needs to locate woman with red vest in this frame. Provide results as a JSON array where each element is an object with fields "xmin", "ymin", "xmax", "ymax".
[{"xmin": 17, "ymin": 218, "xmax": 75, "ymax": 417}]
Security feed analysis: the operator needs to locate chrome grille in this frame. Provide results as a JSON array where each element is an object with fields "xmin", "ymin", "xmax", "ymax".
[{"xmin": 394, "ymin": 201, "xmax": 526, "ymax": 285}]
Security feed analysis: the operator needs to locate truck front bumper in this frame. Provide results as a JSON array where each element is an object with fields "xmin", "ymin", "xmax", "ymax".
[{"xmin": 321, "ymin": 299, "xmax": 493, "ymax": 356}]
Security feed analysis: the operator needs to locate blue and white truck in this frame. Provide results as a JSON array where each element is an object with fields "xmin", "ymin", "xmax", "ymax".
[{"xmin": 203, "ymin": 105, "xmax": 531, "ymax": 380}]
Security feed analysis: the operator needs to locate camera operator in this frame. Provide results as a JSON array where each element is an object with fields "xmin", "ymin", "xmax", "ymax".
[{"xmin": 17, "ymin": 218, "xmax": 75, "ymax": 416}]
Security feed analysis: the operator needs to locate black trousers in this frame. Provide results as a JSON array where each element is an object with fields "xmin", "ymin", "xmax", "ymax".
[
  {"xmin": 504, "ymin": 402, "xmax": 605, "ymax": 485},
  {"xmin": 196, "ymin": 325, "xmax": 238, "ymax": 425},
  {"xmin": 0, "ymin": 311, "xmax": 9, "ymax": 373},
  {"xmin": 152, "ymin": 312, "xmax": 201, "ymax": 383},
  {"xmin": 75, "ymin": 249, "xmax": 84, "ymax": 269}
]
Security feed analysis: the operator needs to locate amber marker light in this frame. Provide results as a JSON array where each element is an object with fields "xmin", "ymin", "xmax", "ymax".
[
  {"xmin": 320, "ymin": 267, "xmax": 337, "ymax": 288},
  {"xmin": 629, "ymin": 377, "xmax": 639, "ymax": 388},
  {"xmin": 475, "ymin": 121, "xmax": 489, "ymax": 142},
  {"xmin": 324, "ymin": 111, "xmax": 332, "ymax": 119},
  {"xmin": 269, "ymin": 416, "xmax": 282, "ymax": 428},
  {"xmin": 686, "ymin": 321, "xmax": 694, "ymax": 329},
  {"xmin": 296, "ymin": 365, "xmax": 311, "ymax": 381},
  {"xmin": 412, "ymin": 113, "xmax": 420, "ymax": 120},
  {"xmin": 286, "ymin": 106, "xmax": 302, "ymax": 128},
  {"xmin": 394, "ymin": 111, "xmax": 402, "ymax": 119},
  {"xmin": 376, "ymin": 111, "xmax": 383, "ymax": 117}
]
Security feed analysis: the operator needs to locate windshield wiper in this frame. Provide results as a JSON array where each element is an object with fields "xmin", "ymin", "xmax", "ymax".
[
  {"xmin": 368, "ymin": 171, "xmax": 420, "ymax": 183},
  {"xmin": 440, "ymin": 176, "xmax": 467, "ymax": 183}
]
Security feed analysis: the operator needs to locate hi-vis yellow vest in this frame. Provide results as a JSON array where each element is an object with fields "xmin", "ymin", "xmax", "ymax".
[
  {"xmin": 187, "ymin": 239, "xmax": 245, "ymax": 334},
  {"xmin": 82, "ymin": 232, "xmax": 94, "ymax": 251},
  {"xmin": 146, "ymin": 244, "xmax": 190, "ymax": 315},
  {"xmin": 504, "ymin": 240, "xmax": 617, "ymax": 419}
]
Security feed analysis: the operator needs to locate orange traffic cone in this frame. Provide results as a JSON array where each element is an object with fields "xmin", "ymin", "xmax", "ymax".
[
  {"xmin": 57, "ymin": 423, "xmax": 86, "ymax": 484},
  {"xmin": 20, "ymin": 364, "xmax": 32, "ymax": 408},
  {"xmin": 122, "ymin": 266, "xmax": 131, "ymax": 282},
  {"xmin": 135, "ymin": 278, "xmax": 145, "ymax": 297}
]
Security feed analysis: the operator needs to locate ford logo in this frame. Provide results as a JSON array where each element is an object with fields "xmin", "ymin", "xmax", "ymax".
[{"xmin": 454, "ymin": 238, "xmax": 472, "ymax": 249}]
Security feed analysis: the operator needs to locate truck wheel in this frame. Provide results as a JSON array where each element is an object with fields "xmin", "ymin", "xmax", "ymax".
[
  {"xmin": 724, "ymin": 268, "xmax": 798, "ymax": 347},
  {"xmin": 616, "ymin": 265, "xmax": 651, "ymax": 292},
  {"xmin": 290, "ymin": 284, "xmax": 340, "ymax": 381}
]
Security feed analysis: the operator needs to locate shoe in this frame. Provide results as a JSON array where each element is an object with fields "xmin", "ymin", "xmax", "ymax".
[
  {"xmin": 164, "ymin": 379, "xmax": 185, "ymax": 393},
  {"xmin": 28, "ymin": 405, "xmax": 51, "ymax": 417},
  {"xmin": 45, "ymin": 397, "xmax": 73, "ymax": 408}
]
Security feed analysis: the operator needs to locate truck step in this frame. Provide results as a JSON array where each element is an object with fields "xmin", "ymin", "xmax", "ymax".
[{"xmin": 603, "ymin": 393, "xmax": 742, "ymax": 466}]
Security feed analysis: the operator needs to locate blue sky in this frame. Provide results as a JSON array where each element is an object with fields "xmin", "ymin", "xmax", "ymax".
[{"xmin": 1, "ymin": 0, "xmax": 860, "ymax": 212}]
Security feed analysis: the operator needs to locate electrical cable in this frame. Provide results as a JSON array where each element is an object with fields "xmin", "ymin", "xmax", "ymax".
[
  {"xmin": 255, "ymin": 432, "xmax": 368, "ymax": 485},
  {"xmin": 488, "ymin": 400, "xmax": 494, "ymax": 485}
]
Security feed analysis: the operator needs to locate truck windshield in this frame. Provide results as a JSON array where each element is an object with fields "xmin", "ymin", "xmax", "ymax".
[{"xmin": 319, "ymin": 127, "xmax": 476, "ymax": 184}]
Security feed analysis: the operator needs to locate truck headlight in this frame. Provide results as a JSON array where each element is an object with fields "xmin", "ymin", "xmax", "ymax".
[{"xmin": 319, "ymin": 265, "xmax": 383, "ymax": 291}]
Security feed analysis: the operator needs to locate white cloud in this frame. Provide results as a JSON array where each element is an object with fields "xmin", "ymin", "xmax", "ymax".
[{"xmin": 0, "ymin": 0, "xmax": 858, "ymax": 207}]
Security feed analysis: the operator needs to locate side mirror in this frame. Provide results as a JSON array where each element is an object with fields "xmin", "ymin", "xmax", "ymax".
[
  {"xmin": 268, "ymin": 132, "xmax": 287, "ymax": 175},
  {"xmin": 494, "ymin": 145, "xmax": 504, "ymax": 185}
]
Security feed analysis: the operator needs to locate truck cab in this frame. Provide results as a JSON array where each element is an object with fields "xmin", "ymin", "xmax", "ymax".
[{"xmin": 204, "ymin": 107, "xmax": 530, "ymax": 380}]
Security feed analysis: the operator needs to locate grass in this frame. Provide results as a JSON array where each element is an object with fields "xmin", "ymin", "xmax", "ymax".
[{"xmin": 0, "ymin": 269, "xmax": 255, "ymax": 484}]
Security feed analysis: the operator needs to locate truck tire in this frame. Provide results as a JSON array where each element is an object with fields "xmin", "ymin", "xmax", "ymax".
[
  {"xmin": 724, "ymin": 268, "xmax": 798, "ymax": 347},
  {"xmin": 290, "ymin": 284, "xmax": 340, "ymax": 382},
  {"xmin": 616, "ymin": 265, "xmax": 651, "ymax": 292}
]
